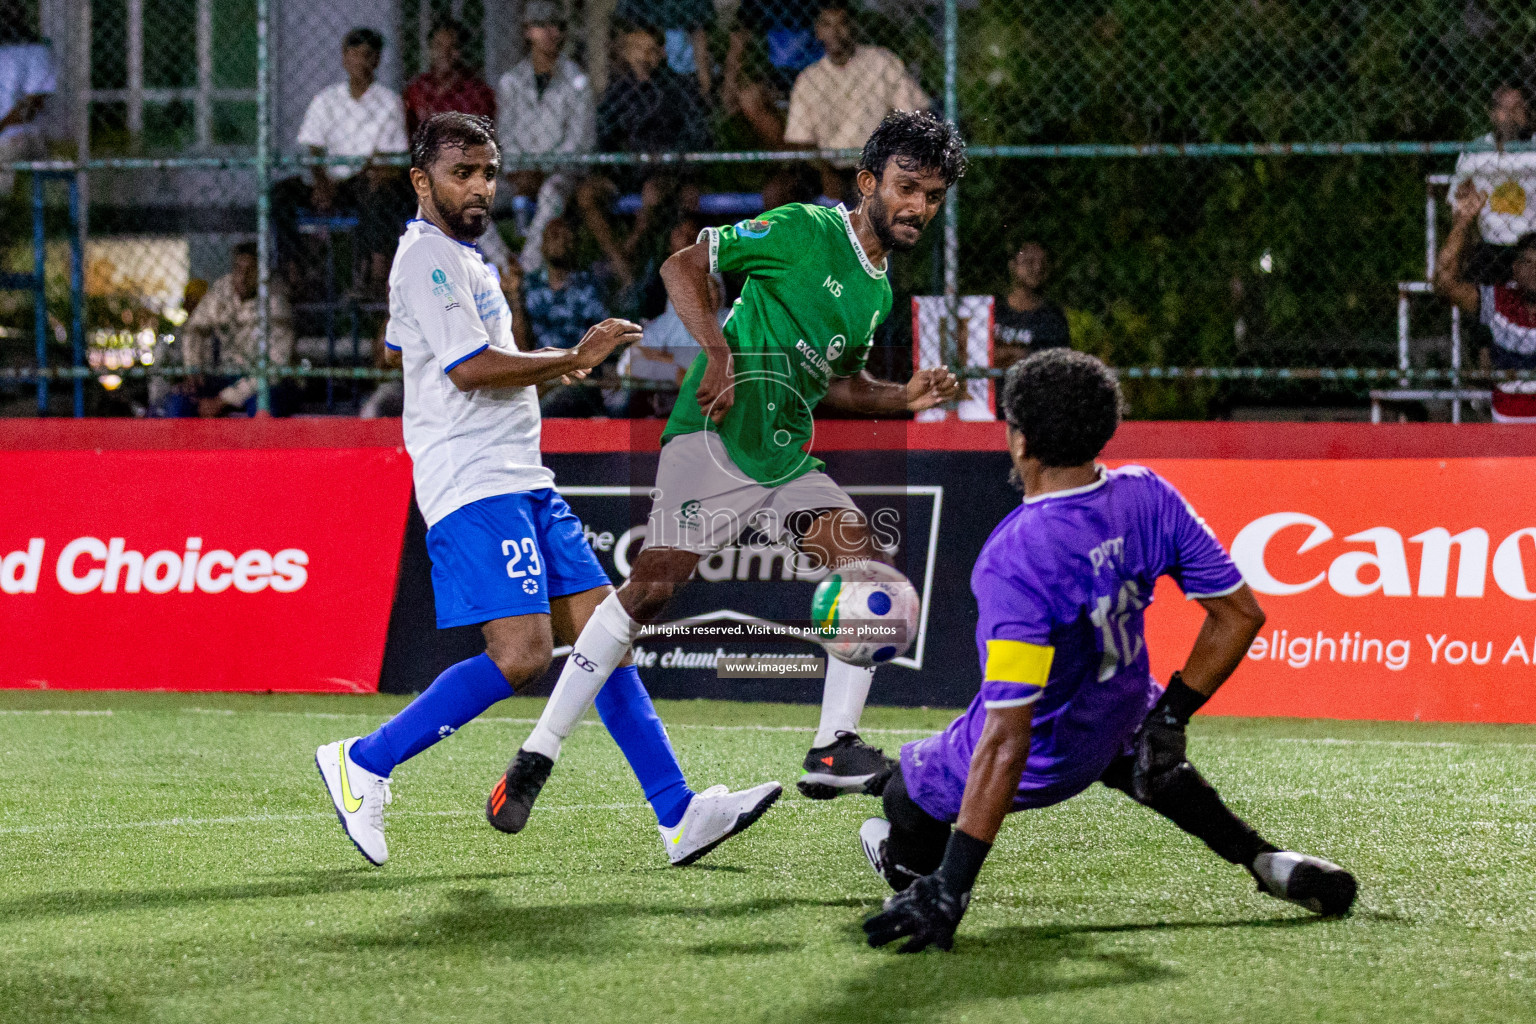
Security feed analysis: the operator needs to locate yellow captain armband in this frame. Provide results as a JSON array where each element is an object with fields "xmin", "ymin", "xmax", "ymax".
[{"xmin": 984, "ymin": 639, "xmax": 1055, "ymax": 688}]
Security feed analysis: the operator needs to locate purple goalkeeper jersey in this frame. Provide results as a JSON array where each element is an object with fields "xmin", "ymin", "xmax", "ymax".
[{"xmin": 901, "ymin": 465, "xmax": 1244, "ymax": 822}]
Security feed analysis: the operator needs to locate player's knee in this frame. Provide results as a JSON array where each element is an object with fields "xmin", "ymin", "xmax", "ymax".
[
  {"xmin": 484, "ymin": 639, "xmax": 553, "ymax": 690},
  {"xmin": 619, "ymin": 579, "xmax": 677, "ymax": 622},
  {"xmin": 883, "ymin": 768, "xmax": 948, "ymax": 846},
  {"xmin": 1099, "ymin": 754, "xmax": 1135, "ymax": 796},
  {"xmin": 617, "ymin": 551, "xmax": 696, "ymax": 622}
]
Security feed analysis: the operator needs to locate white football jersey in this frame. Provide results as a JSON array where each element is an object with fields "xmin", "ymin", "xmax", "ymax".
[{"xmin": 386, "ymin": 218, "xmax": 555, "ymax": 527}]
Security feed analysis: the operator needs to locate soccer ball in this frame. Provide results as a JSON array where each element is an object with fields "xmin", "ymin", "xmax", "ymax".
[{"xmin": 810, "ymin": 560, "xmax": 920, "ymax": 667}]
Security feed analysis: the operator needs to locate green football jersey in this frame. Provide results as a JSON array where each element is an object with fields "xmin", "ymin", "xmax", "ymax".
[{"xmin": 662, "ymin": 203, "xmax": 893, "ymax": 485}]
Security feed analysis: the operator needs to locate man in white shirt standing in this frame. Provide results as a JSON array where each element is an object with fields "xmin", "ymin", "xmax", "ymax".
[
  {"xmin": 0, "ymin": 18, "xmax": 56, "ymax": 197},
  {"xmin": 316, "ymin": 113, "xmax": 780, "ymax": 869},
  {"xmin": 783, "ymin": 1, "xmax": 929, "ymax": 200},
  {"xmin": 1448, "ymin": 82, "xmax": 1536, "ymax": 284},
  {"xmin": 273, "ymin": 27, "xmax": 411, "ymax": 293},
  {"xmin": 496, "ymin": 1, "xmax": 596, "ymax": 273}
]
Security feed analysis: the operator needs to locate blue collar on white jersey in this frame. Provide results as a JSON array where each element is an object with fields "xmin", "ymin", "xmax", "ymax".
[{"xmin": 405, "ymin": 216, "xmax": 483, "ymax": 254}]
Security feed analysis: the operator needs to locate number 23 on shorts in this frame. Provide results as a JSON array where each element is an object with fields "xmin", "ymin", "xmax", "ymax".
[{"xmin": 502, "ymin": 537, "xmax": 543, "ymax": 579}]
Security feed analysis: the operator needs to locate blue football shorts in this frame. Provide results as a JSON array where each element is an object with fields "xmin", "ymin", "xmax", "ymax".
[{"xmin": 425, "ymin": 489, "xmax": 614, "ymax": 629}]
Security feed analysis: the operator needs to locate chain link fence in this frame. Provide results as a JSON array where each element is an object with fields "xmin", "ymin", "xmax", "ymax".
[{"xmin": 3, "ymin": 0, "xmax": 1535, "ymax": 419}]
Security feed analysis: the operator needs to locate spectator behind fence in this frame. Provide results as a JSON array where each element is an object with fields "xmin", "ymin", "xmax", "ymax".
[
  {"xmin": 1433, "ymin": 184, "xmax": 1536, "ymax": 422},
  {"xmin": 1448, "ymin": 82, "xmax": 1536, "ymax": 284},
  {"xmin": 522, "ymin": 220, "xmax": 610, "ymax": 351},
  {"xmin": 993, "ymin": 241, "xmax": 1070, "ymax": 370},
  {"xmin": 0, "ymin": 10, "xmax": 55, "ymax": 198},
  {"xmin": 784, "ymin": 2, "xmax": 929, "ymax": 200},
  {"xmin": 273, "ymin": 27, "xmax": 410, "ymax": 295},
  {"xmin": 595, "ymin": 25, "xmax": 711, "ymax": 157},
  {"xmin": 720, "ymin": 1, "xmax": 815, "ymax": 151},
  {"xmin": 580, "ymin": 24, "xmax": 710, "ymax": 291},
  {"xmin": 402, "ymin": 20, "xmax": 495, "ymax": 139},
  {"xmin": 525, "ymin": 221, "xmax": 620, "ymax": 420},
  {"xmin": 620, "ymin": 217, "xmax": 727, "ymax": 418},
  {"xmin": 517, "ymin": 219, "xmax": 615, "ymax": 417},
  {"xmin": 166, "ymin": 242, "xmax": 295, "ymax": 418},
  {"xmin": 727, "ymin": 0, "xmax": 822, "ymax": 97},
  {"xmin": 614, "ymin": 0, "xmax": 716, "ymax": 100},
  {"xmin": 497, "ymin": 1, "xmax": 595, "ymax": 274}
]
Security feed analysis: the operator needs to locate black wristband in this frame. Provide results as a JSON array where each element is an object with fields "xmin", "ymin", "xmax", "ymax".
[
  {"xmin": 1153, "ymin": 671, "xmax": 1208, "ymax": 725},
  {"xmin": 936, "ymin": 828, "xmax": 992, "ymax": 895}
]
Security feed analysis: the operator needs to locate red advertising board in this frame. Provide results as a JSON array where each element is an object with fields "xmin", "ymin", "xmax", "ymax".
[
  {"xmin": 4, "ymin": 421, "xmax": 1534, "ymax": 717},
  {"xmin": 0, "ymin": 446, "xmax": 413, "ymax": 692},
  {"xmin": 1132, "ymin": 458, "xmax": 1536, "ymax": 723}
]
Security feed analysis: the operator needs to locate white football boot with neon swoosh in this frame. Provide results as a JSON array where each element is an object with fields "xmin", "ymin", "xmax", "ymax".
[
  {"xmin": 316, "ymin": 738, "xmax": 392, "ymax": 866},
  {"xmin": 658, "ymin": 781, "xmax": 783, "ymax": 866}
]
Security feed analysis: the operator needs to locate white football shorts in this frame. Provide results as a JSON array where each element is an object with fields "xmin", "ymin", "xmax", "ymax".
[{"xmin": 641, "ymin": 430, "xmax": 860, "ymax": 555}]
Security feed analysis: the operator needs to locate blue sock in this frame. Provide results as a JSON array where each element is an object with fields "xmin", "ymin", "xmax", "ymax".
[
  {"xmin": 350, "ymin": 653, "xmax": 513, "ymax": 777},
  {"xmin": 594, "ymin": 665, "xmax": 694, "ymax": 828}
]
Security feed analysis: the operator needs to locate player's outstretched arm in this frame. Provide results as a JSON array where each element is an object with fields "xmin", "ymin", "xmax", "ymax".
[
  {"xmin": 447, "ymin": 318, "xmax": 642, "ymax": 392},
  {"xmin": 660, "ymin": 242, "xmax": 735, "ymax": 423},
  {"xmin": 953, "ymin": 703, "xmax": 1035, "ymax": 843},
  {"xmin": 822, "ymin": 368, "xmax": 959, "ymax": 414},
  {"xmin": 865, "ymin": 703, "xmax": 1032, "ymax": 952},
  {"xmin": 1131, "ymin": 585, "xmax": 1265, "ymax": 801},
  {"xmin": 1181, "ymin": 584, "xmax": 1266, "ymax": 698}
]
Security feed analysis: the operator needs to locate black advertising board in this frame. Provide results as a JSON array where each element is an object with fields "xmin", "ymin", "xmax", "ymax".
[{"xmin": 380, "ymin": 449, "xmax": 1018, "ymax": 707}]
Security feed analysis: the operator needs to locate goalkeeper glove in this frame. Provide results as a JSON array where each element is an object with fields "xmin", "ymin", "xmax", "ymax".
[
  {"xmin": 1131, "ymin": 671, "xmax": 1207, "ymax": 802},
  {"xmin": 863, "ymin": 830, "xmax": 990, "ymax": 952}
]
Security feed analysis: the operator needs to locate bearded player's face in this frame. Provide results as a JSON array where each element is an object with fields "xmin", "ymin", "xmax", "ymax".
[
  {"xmin": 411, "ymin": 142, "xmax": 499, "ymax": 241},
  {"xmin": 861, "ymin": 160, "xmax": 949, "ymax": 252}
]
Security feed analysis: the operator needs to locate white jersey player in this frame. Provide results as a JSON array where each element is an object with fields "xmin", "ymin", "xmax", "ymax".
[{"xmin": 315, "ymin": 112, "xmax": 780, "ymax": 868}]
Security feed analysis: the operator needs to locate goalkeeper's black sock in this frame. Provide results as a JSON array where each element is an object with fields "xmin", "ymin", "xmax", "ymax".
[
  {"xmin": 1141, "ymin": 763, "xmax": 1277, "ymax": 868},
  {"xmin": 1151, "ymin": 672, "xmax": 1208, "ymax": 726}
]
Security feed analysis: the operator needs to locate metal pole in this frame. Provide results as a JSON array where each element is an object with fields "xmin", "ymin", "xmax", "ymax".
[
  {"xmin": 1451, "ymin": 304, "xmax": 1462, "ymax": 425},
  {"xmin": 126, "ymin": 0, "xmax": 144, "ymax": 137},
  {"xmin": 69, "ymin": 177, "xmax": 84, "ymax": 417},
  {"xmin": 255, "ymin": 0, "xmax": 272, "ymax": 415},
  {"xmin": 1425, "ymin": 180, "xmax": 1437, "ymax": 280},
  {"xmin": 75, "ymin": 0, "xmax": 91, "ymax": 377},
  {"xmin": 195, "ymin": 0, "xmax": 214, "ymax": 148},
  {"xmin": 32, "ymin": 172, "xmax": 46, "ymax": 414},
  {"xmin": 942, "ymin": 0, "xmax": 959, "ymax": 373}
]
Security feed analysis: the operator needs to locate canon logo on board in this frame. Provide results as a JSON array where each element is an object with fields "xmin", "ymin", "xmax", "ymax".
[
  {"xmin": 1231, "ymin": 513, "xmax": 1536, "ymax": 600},
  {"xmin": 0, "ymin": 538, "xmax": 309, "ymax": 596}
]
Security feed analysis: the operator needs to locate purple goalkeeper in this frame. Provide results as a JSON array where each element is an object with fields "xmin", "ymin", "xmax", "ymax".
[{"xmin": 860, "ymin": 349, "xmax": 1357, "ymax": 953}]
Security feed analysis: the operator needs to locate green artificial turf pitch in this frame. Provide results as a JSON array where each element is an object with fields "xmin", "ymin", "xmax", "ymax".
[{"xmin": 2, "ymin": 691, "xmax": 1535, "ymax": 1023}]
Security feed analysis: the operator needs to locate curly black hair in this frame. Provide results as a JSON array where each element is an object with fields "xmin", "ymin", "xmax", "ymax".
[
  {"xmin": 1001, "ymin": 350, "xmax": 1123, "ymax": 467},
  {"xmin": 411, "ymin": 112, "xmax": 499, "ymax": 172},
  {"xmin": 858, "ymin": 110, "xmax": 967, "ymax": 186}
]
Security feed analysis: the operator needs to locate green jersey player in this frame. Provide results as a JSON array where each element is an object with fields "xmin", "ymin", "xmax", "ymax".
[
  {"xmin": 661, "ymin": 200, "xmax": 896, "ymax": 486},
  {"xmin": 487, "ymin": 111, "xmax": 969, "ymax": 830}
]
